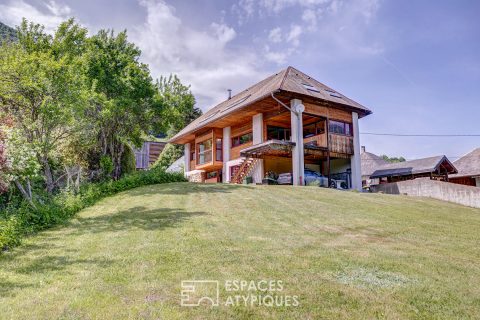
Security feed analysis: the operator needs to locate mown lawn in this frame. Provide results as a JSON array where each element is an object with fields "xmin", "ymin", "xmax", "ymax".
[{"xmin": 1, "ymin": 183, "xmax": 479, "ymax": 319}]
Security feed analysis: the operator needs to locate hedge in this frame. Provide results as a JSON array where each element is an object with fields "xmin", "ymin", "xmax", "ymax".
[{"xmin": 0, "ymin": 168, "xmax": 186, "ymax": 252}]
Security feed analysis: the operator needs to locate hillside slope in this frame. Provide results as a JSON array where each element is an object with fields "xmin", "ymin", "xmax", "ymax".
[
  {"xmin": 0, "ymin": 183, "xmax": 479, "ymax": 319},
  {"xmin": 0, "ymin": 22, "xmax": 17, "ymax": 42}
]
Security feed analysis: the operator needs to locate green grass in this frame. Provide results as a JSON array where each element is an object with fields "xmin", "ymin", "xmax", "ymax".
[{"xmin": 1, "ymin": 183, "xmax": 479, "ymax": 319}]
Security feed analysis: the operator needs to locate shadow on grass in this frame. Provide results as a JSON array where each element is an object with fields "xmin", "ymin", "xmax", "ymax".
[
  {"xmin": 0, "ymin": 204, "xmax": 207, "ymax": 297},
  {"xmin": 68, "ymin": 206, "xmax": 207, "ymax": 235},
  {"xmin": 125, "ymin": 182, "xmax": 251, "ymax": 198}
]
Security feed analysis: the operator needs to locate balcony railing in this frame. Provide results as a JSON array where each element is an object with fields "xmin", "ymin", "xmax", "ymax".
[{"xmin": 303, "ymin": 133, "xmax": 353, "ymax": 155}]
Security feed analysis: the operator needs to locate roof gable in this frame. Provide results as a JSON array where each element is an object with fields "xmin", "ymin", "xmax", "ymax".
[
  {"xmin": 170, "ymin": 66, "xmax": 371, "ymax": 143},
  {"xmin": 450, "ymin": 148, "xmax": 480, "ymax": 178},
  {"xmin": 370, "ymin": 155, "xmax": 457, "ymax": 179}
]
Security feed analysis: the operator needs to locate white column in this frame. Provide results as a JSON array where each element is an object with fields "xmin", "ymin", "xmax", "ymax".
[
  {"xmin": 222, "ymin": 127, "xmax": 231, "ymax": 183},
  {"xmin": 252, "ymin": 113, "xmax": 264, "ymax": 183},
  {"xmin": 184, "ymin": 143, "xmax": 191, "ymax": 178},
  {"xmin": 290, "ymin": 99, "xmax": 305, "ymax": 186},
  {"xmin": 476, "ymin": 177, "xmax": 480, "ymax": 187},
  {"xmin": 351, "ymin": 112, "xmax": 362, "ymax": 191}
]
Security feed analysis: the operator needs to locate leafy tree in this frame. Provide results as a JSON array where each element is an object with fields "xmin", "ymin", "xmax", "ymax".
[
  {"xmin": 153, "ymin": 143, "xmax": 184, "ymax": 170},
  {"xmin": 154, "ymin": 75, "xmax": 201, "ymax": 137},
  {"xmin": 0, "ymin": 19, "xmax": 89, "ymax": 194},
  {"xmin": 1, "ymin": 127, "xmax": 41, "ymax": 208},
  {"xmin": 83, "ymin": 30, "xmax": 155, "ymax": 179},
  {"xmin": 381, "ymin": 155, "xmax": 406, "ymax": 163}
]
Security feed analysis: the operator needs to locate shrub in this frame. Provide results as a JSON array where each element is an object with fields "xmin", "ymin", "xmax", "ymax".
[
  {"xmin": 153, "ymin": 143, "xmax": 183, "ymax": 170},
  {"xmin": 0, "ymin": 168, "xmax": 186, "ymax": 252},
  {"xmin": 121, "ymin": 144, "xmax": 137, "ymax": 176}
]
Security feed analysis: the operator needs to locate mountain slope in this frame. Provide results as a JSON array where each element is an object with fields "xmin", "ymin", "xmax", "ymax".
[{"xmin": 0, "ymin": 21, "xmax": 17, "ymax": 42}]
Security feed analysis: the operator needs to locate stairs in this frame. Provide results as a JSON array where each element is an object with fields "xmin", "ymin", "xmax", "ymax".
[{"xmin": 231, "ymin": 158, "xmax": 259, "ymax": 184}]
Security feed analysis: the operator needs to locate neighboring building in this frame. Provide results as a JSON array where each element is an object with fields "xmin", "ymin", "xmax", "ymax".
[
  {"xmin": 169, "ymin": 66, "xmax": 372, "ymax": 190},
  {"xmin": 449, "ymin": 148, "xmax": 480, "ymax": 187},
  {"xmin": 369, "ymin": 155, "xmax": 457, "ymax": 183},
  {"xmin": 134, "ymin": 141, "xmax": 166, "ymax": 169},
  {"xmin": 360, "ymin": 146, "xmax": 388, "ymax": 187}
]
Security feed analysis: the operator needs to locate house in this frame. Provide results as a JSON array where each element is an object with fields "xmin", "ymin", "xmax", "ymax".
[
  {"xmin": 448, "ymin": 148, "xmax": 480, "ymax": 187},
  {"xmin": 360, "ymin": 146, "xmax": 388, "ymax": 187},
  {"xmin": 169, "ymin": 66, "xmax": 372, "ymax": 190},
  {"xmin": 134, "ymin": 141, "xmax": 166, "ymax": 169},
  {"xmin": 369, "ymin": 155, "xmax": 457, "ymax": 183}
]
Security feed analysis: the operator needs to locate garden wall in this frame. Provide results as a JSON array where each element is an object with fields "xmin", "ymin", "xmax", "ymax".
[{"xmin": 371, "ymin": 177, "xmax": 480, "ymax": 209}]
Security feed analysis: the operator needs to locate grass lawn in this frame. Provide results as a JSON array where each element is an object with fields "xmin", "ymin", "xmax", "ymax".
[{"xmin": 1, "ymin": 183, "xmax": 480, "ymax": 319}]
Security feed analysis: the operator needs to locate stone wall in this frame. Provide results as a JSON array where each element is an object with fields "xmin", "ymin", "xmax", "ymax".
[
  {"xmin": 371, "ymin": 178, "xmax": 480, "ymax": 208},
  {"xmin": 187, "ymin": 170, "xmax": 205, "ymax": 183}
]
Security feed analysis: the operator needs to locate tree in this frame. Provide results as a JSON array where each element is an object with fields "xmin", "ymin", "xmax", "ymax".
[
  {"xmin": 0, "ymin": 19, "xmax": 89, "ymax": 193},
  {"xmin": 0, "ymin": 126, "xmax": 41, "ymax": 208},
  {"xmin": 83, "ymin": 30, "xmax": 155, "ymax": 179},
  {"xmin": 154, "ymin": 75, "xmax": 201, "ymax": 137},
  {"xmin": 381, "ymin": 155, "xmax": 406, "ymax": 163}
]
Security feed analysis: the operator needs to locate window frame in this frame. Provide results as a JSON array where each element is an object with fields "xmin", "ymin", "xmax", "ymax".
[
  {"xmin": 328, "ymin": 120, "xmax": 352, "ymax": 136},
  {"xmin": 231, "ymin": 132, "xmax": 253, "ymax": 147},
  {"xmin": 197, "ymin": 138, "xmax": 213, "ymax": 165}
]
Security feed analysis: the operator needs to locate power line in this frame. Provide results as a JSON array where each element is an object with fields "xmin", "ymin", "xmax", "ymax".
[{"xmin": 360, "ymin": 132, "xmax": 480, "ymax": 137}]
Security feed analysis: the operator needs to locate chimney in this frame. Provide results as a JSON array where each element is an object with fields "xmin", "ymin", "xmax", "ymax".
[
  {"xmin": 361, "ymin": 146, "xmax": 366, "ymax": 153},
  {"xmin": 227, "ymin": 89, "xmax": 232, "ymax": 100}
]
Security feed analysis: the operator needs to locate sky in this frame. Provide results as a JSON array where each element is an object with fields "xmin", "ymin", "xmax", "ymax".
[{"xmin": 0, "ymin": 0, "xmax": 479, "ymax": 160}]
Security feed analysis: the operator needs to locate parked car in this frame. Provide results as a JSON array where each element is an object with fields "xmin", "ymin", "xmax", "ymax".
[
  {"xmin": 304, "ymin": 169, "xmax": 328, "ymax": 187},
  {"xmin": 277, "ymin": 170, "xmax": 328, "ymax": 187}
]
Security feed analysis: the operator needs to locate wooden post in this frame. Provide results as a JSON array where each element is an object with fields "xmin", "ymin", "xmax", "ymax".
[{"xmin": 326, "ymin": 118, "xmax": 331, "ymax": 187}]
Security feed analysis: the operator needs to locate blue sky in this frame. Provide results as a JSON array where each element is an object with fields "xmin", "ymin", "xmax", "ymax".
[{"xmin": 0, "ymin": 0, "xmax": 479, "ymax": 160}]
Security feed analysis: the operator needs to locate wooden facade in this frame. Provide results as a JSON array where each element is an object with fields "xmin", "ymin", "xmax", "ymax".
[
  {"xmin": 183, "ymin": 98, "xmax": 356, "ymax": 180},
  {"xmin": 170, "ymin": 66, "xmax": 371, "ymax": 186}
]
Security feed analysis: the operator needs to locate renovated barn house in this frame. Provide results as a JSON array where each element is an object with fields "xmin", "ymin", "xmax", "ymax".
[{"xmin": 169, "ymin": 67, "xmax": 372, "ymax": 190}]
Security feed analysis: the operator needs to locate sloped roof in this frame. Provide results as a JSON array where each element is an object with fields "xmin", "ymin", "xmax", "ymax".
[
  {"xmin": 361, "ymin": 151, "xmax": 388, "ymax": 177},
  {"xmin": 170, "ymin": 66, "xmax": 371, "ymax": 143},
  {"xmin": 370, "ymin": 155, "xmax": 457, "ymax": 179},
  {"xmin": 449, "ymin": 148, "xmax": 480, "ymax": 178}
]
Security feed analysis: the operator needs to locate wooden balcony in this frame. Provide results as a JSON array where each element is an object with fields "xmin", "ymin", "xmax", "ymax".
[
  {"xmin": 303, "ymin": 133, "xmax": 353, "ymax": 155},
  {"xmin": 328, "ymin": 134, "xmax": 353, "ymax": 155}
]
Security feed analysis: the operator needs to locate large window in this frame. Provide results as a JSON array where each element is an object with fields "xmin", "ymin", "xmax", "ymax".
[
  {"xmin": 197, "ymin": 139, "xmax": 212, "ymax": 165},
  {"xmin": 215, "ymin": 138, "xmax": 222, "ymax": 161},
  {"xmin": 303, "ymin": 120, "xmax": 325, "ymax": 138},
  {"xmin": 267, "ymin": 126, "xmax": 291, "ymax": 141},
  {"xmin": 232, "ymin": 132, "xmax": 253, "ymax": 147},
  {"xmin": 328, "ymin": 120, "xmax": 352, "ymax": 136}
]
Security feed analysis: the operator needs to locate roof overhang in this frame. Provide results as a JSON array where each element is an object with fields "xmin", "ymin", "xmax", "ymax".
[{"xmin": 240, "ymin": 140, "xmax": 295, "ymax": 158}]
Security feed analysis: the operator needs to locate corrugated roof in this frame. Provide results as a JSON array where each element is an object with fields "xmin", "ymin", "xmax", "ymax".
[
  {"xmin": 170, "ymin": 66, "xmax": 371, "ymax": 143},
  {"xmin": 370, "ymin": 155, "xmax": 457, "ymax": 179},
  {"xmin": 449, "ymin": 148, "xmax": 480, "ymax": 178}
]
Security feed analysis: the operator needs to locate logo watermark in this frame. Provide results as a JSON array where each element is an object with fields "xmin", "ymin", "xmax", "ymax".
[{"xmin": 180, "ymin": 280, "xmax": 299, "ymax": 307}]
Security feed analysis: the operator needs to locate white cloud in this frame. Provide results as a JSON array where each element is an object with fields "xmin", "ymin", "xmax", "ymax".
[
  {"xmin": 268, "ymin": 27, "xmax": 282, "ymax": 43},
  {"xmin": 0, "ymin": 0, "xmax": 72, "ymax": 33},
  {"xmin": 133, "ymin": 0, "xmax": 267, "ymax": 110},
  {"xmin": 286, "ymin": 24, "xmax": 303, "ymax": 46},
  {"xmin": 264, "ymin": 45, "xmax": 288, "ymax": 64},
  {"xmin": 301, "ymin": 9, "xmax": 318, "ymax": 30}
]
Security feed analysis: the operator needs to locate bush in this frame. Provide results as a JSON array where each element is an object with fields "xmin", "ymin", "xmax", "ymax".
[
  {"xmin": 0, "ymin": 168, "xmax": 186, "ymax": 252},
  {"xmin": 153, "ymin": 143, "xmax": 183, "ymax": 170},
  {"xmin": 121, "ymin": 144, "xmax": 136, "ymax": 176}
]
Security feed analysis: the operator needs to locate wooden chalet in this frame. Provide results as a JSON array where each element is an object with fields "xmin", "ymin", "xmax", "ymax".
[
  {"xmin": 369, "ymin": 155, "xmax": 457, "ymax": 183},
  {"xmin": 134, "ymin": 141, "xmax": 166, "ymax": 169},
  {"xmin": 449, "ymin": 148, "xmax": 480, "ymax": 187},
  {"xmin": 169, "ymin": 66, "xmax": 372, "ymax": 189}
]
